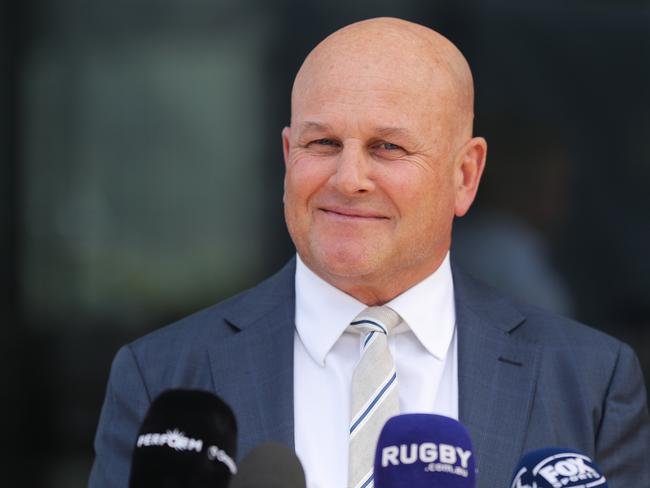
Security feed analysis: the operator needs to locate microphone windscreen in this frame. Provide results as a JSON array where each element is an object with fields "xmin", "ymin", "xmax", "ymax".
[
  {"xmin": 374, "ymin": 413, "xmax": 475, "ymax": 487},
  {"xmin": 129, "ymin": 389, "xmax": 238, "ymax": 488},
  {"xmin": 229, "ymin": 442, "xmax": 306, "ymax": 488},
  {"xmin": 509, "ymin": 447, "xmax": 607, "ymax": 488}
]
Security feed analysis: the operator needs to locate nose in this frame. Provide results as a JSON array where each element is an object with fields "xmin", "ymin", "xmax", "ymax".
[{"xmin": 329, "ymin": 143, "xmax": 375, "ymax": 195}]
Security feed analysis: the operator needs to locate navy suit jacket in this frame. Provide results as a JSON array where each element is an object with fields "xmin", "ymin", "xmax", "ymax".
[{"xmin": 89, "ymin": 259, "xmax": 650, "ymax": 487}]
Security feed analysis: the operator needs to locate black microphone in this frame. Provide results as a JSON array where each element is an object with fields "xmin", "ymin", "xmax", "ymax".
[
  {"xmin": 129, "ymin": 389, "xmax": 238, "ymax": 488},
  {"xmin": 374, "ymin": 413, "xmax": 476, "ymax": 487},
  {"xmin": 509, "ymin": 447, "xmax": 607, "ymax": 488},
  {"xmin": 229, "ymin": 442, "xmax": 306, "ymax": 488}
]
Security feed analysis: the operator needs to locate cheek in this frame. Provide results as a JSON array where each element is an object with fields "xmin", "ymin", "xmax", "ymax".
[
  {"xmin": 285, "ymin": 157, "xmax": 332, "ymax": 204},
  {"xmin": 389, "ymin": 171, "xmax": 456, "ymax": 228}
]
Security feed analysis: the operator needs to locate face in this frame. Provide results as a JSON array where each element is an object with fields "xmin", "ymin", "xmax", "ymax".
[{"xmin": 283, "ymin": 46, "xmax": 484, "ymax": 302}]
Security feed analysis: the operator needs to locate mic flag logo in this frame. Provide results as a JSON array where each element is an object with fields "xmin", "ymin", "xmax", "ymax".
[
  {"xmin": 136, "ymin": 428, "xmax": 238, "ymax": 475},
  {"xmin": 137, "ymin": 429, "xmax": 203, "ymax": 452},
  {"xmin": 510, "ymin": 450, "xmax": 607, "ymax": 488},
  {"xmin": 207, "ymin": 445, "xmax": 238, "ymax": 475},
  {"xmin": 381, "ymin": 442, "xmax": 472, "ymax": 477}
]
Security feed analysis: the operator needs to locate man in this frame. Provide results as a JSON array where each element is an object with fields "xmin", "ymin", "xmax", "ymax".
[{"xmin": 89, "ymin": 18, "xmax": 649, "ymax": 488}]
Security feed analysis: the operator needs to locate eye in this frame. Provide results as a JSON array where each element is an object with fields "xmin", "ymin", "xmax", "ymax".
[
  {"xmin": 313, "ymin": 138, "xmax": 339, "ymax": 146},
  {"xmin": 306, "ymin": 138, "xmax": 341, "ymax": 154},
  {"xmin": 372, "ymin": 141, "xmax": 407, "ymax": 159},
  {"xmin": 381, "ymin": 143, "xmax": 401, "ymax": 150}
]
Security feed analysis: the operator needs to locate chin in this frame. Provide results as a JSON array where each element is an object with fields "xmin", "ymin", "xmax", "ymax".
[{"xmin": 309, "ymin": 242, "xmax": 382, "ymax": 281}]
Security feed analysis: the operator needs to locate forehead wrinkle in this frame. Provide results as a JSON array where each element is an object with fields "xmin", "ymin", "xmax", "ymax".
[{"xmin": 298, "ymin": 74, "xmax": 411, "ymax": 105}]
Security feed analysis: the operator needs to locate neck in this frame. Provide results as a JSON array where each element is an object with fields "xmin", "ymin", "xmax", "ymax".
[{"xmin": 309, "ymin": 253, "xmax": 448, "ymax": 306}]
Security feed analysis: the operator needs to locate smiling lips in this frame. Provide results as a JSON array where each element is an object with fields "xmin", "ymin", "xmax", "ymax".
[{"xmin": 319, "ymin": 206, "xmax": 389, "ymax": 221}]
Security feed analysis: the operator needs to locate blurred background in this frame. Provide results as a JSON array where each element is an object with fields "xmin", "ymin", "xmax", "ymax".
[{"xmin": 1, "ymin": 0, "xmax": 649, "ymax": 486}]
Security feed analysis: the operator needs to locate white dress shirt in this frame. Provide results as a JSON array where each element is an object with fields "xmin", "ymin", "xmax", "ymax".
[{"xmin": 293, "ymin": 253, "xmax": 458, "ymax": 488}]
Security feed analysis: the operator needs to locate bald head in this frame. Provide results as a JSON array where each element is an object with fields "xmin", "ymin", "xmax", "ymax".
[{"xmin": 291, "ymin": 17, "xmax": 475, "ymax": 141}]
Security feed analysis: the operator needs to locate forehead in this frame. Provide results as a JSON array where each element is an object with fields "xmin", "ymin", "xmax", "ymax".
[
  {"xmin": 293, "ymin": 68, "xmax": 454, "ymax": 137},
  {"xmin": 291, "ymin": 31, "xmax": 462, "ymax": 130}
]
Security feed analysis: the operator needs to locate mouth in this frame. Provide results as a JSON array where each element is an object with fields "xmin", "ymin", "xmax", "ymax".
[{"xmin": 318, "ymin": 207, "xmax": 388, "ymax": 221}]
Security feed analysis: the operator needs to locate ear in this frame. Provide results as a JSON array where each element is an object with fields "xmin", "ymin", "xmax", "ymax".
[
  {"xmin": 281, "ymin": 127, "xmax": 291, "ymax": 203},
  {"xmin": 454, "ymin": 136, "xmax": 487, "ymax": 217},
  {"xmin": 281, "ymin": 126, "xmax": 291, "ymax": 166}
]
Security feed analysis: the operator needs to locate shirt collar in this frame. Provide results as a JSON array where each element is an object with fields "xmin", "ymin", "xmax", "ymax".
[
  {"xmin": 295, "ymin": 255, "xmax": 366, "ymax": 366},
  {"xmin": 294, "ymin": 253, "xmax": 456, "ymax": 366},
  {"xmin": 385, "ymin": 254, "xmax": 456, "ymax": 361}
]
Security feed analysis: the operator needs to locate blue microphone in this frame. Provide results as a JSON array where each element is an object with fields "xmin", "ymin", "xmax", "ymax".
[
  {"xmin": 374, "ymin": 413, "xmax": 475, "ymax": 487},
  {"xmin": 509, "ymin": 448, "xmax": 607, "ymax": 488}
]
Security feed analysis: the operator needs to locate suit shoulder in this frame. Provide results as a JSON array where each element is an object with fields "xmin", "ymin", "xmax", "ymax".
[
  {"xmin": 516, "ymin": 301, "xmax": 620, "ymax": 349},
  {"xmin": 453, "ymin": 263, "xmax": 626, "ymax": 355}
]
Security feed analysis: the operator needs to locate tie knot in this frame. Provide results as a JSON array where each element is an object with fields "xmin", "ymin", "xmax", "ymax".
[{"xmin": 349, "ymin": 306, "xmax": 401, "ymax": 336}]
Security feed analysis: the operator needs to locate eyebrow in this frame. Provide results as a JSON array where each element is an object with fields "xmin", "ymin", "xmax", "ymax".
[
  {"xmin": 297, "ymin": 121, "xmax": 334, "ymax": 134},
  {"xmin": 374, "ymin": 126, "xmax": 412, "ymax": 140},
  {"xmin": 297, "ymin": 122, "xmax": 414, "ymax": 141}
]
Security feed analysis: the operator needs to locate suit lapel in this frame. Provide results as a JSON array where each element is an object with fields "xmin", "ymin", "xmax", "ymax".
[
  {"xmin": 207, "ymin": 261, "xmax": 296, "ymax": 458},
  {"xmin": 454, "ymin": 267, "xmax": 541, "ymax": 486}
]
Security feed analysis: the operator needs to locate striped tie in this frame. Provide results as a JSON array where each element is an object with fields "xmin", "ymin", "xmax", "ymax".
[{"xmin": 348, "ymin": 306, "xmax": 401, "ymax": 488}]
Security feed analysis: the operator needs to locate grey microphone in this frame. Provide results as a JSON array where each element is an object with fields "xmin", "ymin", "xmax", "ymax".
[{"xmin": 228, "ymin": 442, "xmax": 306, "ymax": 488}]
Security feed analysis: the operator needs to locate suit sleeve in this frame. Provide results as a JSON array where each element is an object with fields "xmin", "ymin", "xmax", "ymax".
[
  {"xmin": 88, "ymin": 345, "xmax": 152, "ymax": 488},
  {"xmin": 596, "ymin": 342, "xmax": 650, "ymax": 485}
]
